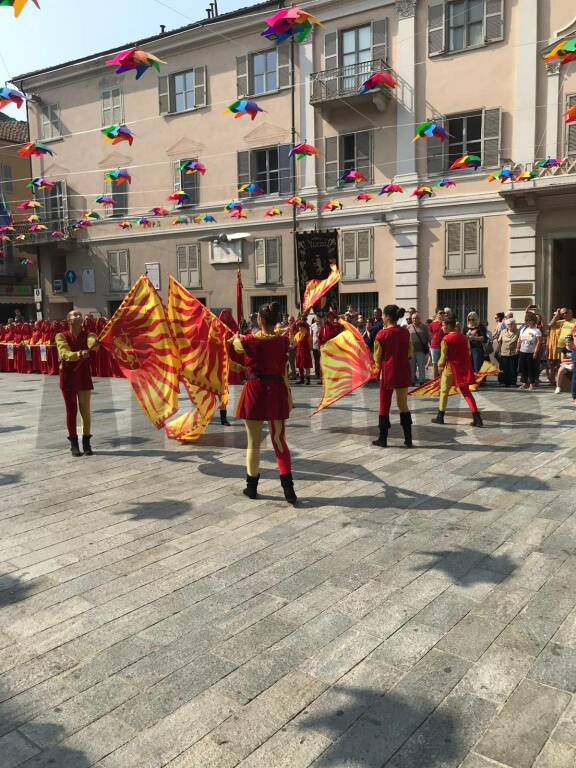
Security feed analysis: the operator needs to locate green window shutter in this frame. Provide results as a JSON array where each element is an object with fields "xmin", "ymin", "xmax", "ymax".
[
  {"xmin": 445, "ymin": 221, "xmax": 463, "ymax": 274},
  {"xmin": 278, "ymin": 144, "xmax": 292, "ymax": 196},
  {"xmin": 278, "ymin": 46, "xmax": 291, "ymax": 89},
  {"xmin": 324, "ymin": 136, "xmax": 339, "ymax": 190},
  {"xmin": 177, "ymin": 245, "xmax": 188, "ymax": 285},
  {"xmin": 173, "ymin": 160, "xmax": 182, "ymax": 192},
  {"xmin": 371, "ymin": 18, "xmax": 389, "ymax": 65},
  {"xmin": 463, "ymin": 220, "xmax": 481, "ymax": 274},
  {"xmin": 355, "ymin": 130, "xmax": 373, "ymax": 183},
  {"xmin": 357, "ymin": 229, "xmax": 372, "ymax": 280},
  {"xmin": 485, "ymin": 0, "xmax": 504, "ymax": 43},
  {"xmin": 324, "ymin": 31, "xmax": 338, "ymax": 70},
  {"xmin": 342, "ymin": 231, "xmax": 357, "ymax": 281},
  {"xmin": 566, "ymin": 95, "xmax": 576, "ymax": 156},
  {"xmin": 236, "ymin": 55, "xmax": 249, "ymax": 98},
  {"xmin": 428, "ymin": 0, "xmax": 445, "ymax": 57},
  {"xmin": 189, "ymin": 244, "xmax": 201, "ymax": 287},
  {"xmin": 267, "ymin": 238, "xmax": 282, "ymax": 283},
  {"xmin": 194, "ymin": 65, "xmax": 207, "ymax": 108},
  {"xmin": 237, "ymin": 150, "xmax": 251, "ymax": 192},
  {"xmin": 158, "ymin": 75, "xmax": 170, "ymax": 115},
  {"xmin": 255, "ymin": 239, "xmax": 266, "ymax": 284},
  {"xmin": 482, "ymin": 107, "xmax": 502, "ymax": 168}
]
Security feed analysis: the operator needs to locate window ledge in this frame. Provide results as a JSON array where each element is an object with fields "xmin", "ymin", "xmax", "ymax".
[
  {"xmin": 443, "ymin": 271, "xmax": 484, "ymax": 278},
  {"xmin": 243, "ymin": 85, "xmax": 292, "ymax": 100},
  {"xmin": 342, "ymin": 277, "xmax": 375, "ymax": 283},
  {"xmin": 255, "ymin": 283, "xmax": 284, "ymax": 287},
  {"xmin": 38, "ymin": 136, "xmax": 64, "ymax": 145},
  {"xmin": 429, "ymin": 40, "xmax": 501, "ymax": 60},
  {"xmin": 161, "ymin": 105, "xmax": 208, "ymax": 118}
]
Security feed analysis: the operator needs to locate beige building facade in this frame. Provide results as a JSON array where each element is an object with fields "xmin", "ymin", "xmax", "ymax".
[{"xmin": 11, "ymin": 0, "xmax": 576, "ymax": 323}]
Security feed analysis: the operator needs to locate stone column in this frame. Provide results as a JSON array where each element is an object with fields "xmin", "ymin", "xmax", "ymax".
[
  {"xmin": 545, "ymin": 61, "xmax": 561, "ymax": 159},
  {"xmin": 391, "ymin": 220, "xmax": 419, "ymax": 307},
  {"xmin": 508, "ymin": 211, "xmax": 538, "ymax": 320},
  {"xmin": 394, "ymin": 0, "xmax": 417, "ymax": 184},
  {"xmin": 298, "ymin": 40, "xmax": 317, "ymax": 195}
]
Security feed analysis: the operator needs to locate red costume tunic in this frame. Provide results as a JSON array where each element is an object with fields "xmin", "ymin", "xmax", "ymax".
[
  {"xmin": 294, "ymin": 323, "xmax": 313, "ymax": 369},
  {"xmin": 319, "ymin": 320, "xmax": 343, "ymax": 347},
  {"xmin": 56, "ymin": 330, "xmax": 95, "ymax": 392},
  {"xmin": 0, "ymin": 326, "xmax": 7, "ymax": 372},
  {"xmin": 440, "ymin": 331, "xmax": 475, "ymax": 386},
  {"xmin": 374, "ymin": 325, "xmax": 411, "ymax": 389},
  {"xmin": 235, "ymin": 332, "xmax": 291, "ymax": 420},
  {"xmin": 30, "ymin": 323, "xmax": 43, "ymax": 373},
  {"xmin": 219, "ymin": 309, "xmax": 245, "ymax": 385},
  {"xmin": 4, "ymin": 325, "xmax": 15, "ymax": 372}
]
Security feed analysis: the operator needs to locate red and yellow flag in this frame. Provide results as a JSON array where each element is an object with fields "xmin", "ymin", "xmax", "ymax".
[
  {"xmin": 314, "ymin": 320, "xmax": 377, "ymax": 414},
  {"xmin": 98, "ymin": 276, "xmax": 181, "ymax": 428},
  {"xmin": 409, "ymin": 361, "xmax": 500, "ymax": 398},
  {"xmin": 165, "ymin": 276, "xmax": 230, "ymax": 441},
  {"xmin": 302, "ymin": 264, "xmax": 341, "ymax": 314}
]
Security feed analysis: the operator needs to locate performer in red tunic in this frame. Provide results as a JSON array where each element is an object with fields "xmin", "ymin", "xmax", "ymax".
[
  {"xmin": 46, "ymin": 321, "xmax": 60, "ymax": 376},
  {"xmin": 294, "ymin": 318, "xmax": 313, "ymax": 385},
  {"xmin": 0, "ymin": 324, "xmax": 7, "ymax": 372},
  {"xmin": 431, "ymin": 316, "xmax": 483, "ymax": 427},
  {"xmin": 4, "ymin": 322, "xmax": 16, "ymax": 372},
  {"xmin": 218, "ymin": 309, "xmax": 245, "ymax": 426},
  {"xmin": 232, "ymin": 302, "xmax": 296, "ymax": 503},
  {"xmin": 30, "ymin": 321, "xmax": 43, "ymax": 373},
  {"xmin": 372, "ymin": 305, "xmax": 413, "ymax": 448},
  {"xmin": 319, "ymin": 310, "xmax": 343, "ymax": 347},
  {"xmin": 55, "ymin": 310, "xmax": 99, "ymax": 456}
]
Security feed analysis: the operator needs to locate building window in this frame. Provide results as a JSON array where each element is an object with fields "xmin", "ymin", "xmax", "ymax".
[
  {"xmin": 237, "ymin": 145, "xmax": 291, "ymax": 197},
  {"xmin": 325, "ymin": 130, "xmax": 372, "ymax": 188},
  {"xmin": 105, "ymin": 177, "xmax": 128, "ymax": 218},
  {"xmin": 437, "ymin": 287, "xmax": 488, "ymax": 325},
  {"xmin": 340, "ymin": 25, "xmax": 372, "ymax": 90},
  {"xmin": 250, "ymin": 50, "xmax": 278, "ymax": 95},
  {"xmin": 39, "ymin": 104, "xmax": 61, "ymax": 141},
  {"xmin": 254, "ymin": 237, "xmax": 282, "ymax": 285},
  {"xmin": 158, "ymin": 67, "xmax": 207, "ymax": 115},
  {"xmin": 101, "ymin": 87, "xmax": 123, "ymax": 126},
  {"xmin": 427, "ymin": 108, "xmax": 501, "ymax": 174},
  {"xmin": 173, "ymin": 159, "xmax": 200, "ymax": 206},
  {"xmin": 448, "ymin": 0, "xmax": 484, "ymax": 52},
  {"xmin": 251, "ymin": 294, "xmax": 288, "ymax": 315},
  {"xmin": 108, "ymin": 250, "xmax": 130, "ymax": 292},
  {"xmin": 445, "ymin": 220, "xmax": 482, "ymax": 276},
  {"xmin": 40, "ymin": 181, "xmax": 67, "ymax": 229},
  {"xmin": 177, "ymin": 244, "xmax": 201, "ymax": 288},
  {"xmin": 566, "ymin": 94, "xmax": 576, "ymax": 156},
  {"xmin": 340, "ymin": 292, "xmax": 379, "ymax": 319},
  {"xmin": 0, "ymin": 164, "xmax": 13, "ymax": 193},
  {"xmin": 447, "ymin": 111, "xmax": 482, "ymax": 168},
  {"xmin": 342, "ymin": 230, "xmax": 373, "ymax": 281},
  {"xmin": 174, "ymin": 71, "xmax": 195, "ymax": 113}
]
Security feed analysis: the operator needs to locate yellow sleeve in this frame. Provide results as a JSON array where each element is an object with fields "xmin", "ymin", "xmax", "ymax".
[
  {"xmin": 373, "ymin": 339, "xmax": 383, "ymax": 368},
  {"xmin": 87, "ymin": 332, "xmax": 99, "ymax": 350},
  {"xmin": 55, "ymin": 333, "xmax": 82, "ymax": 362},
  {"xmin": 232, "ymin": 337, "xmax": 245, "ymax": 354},
  {"xmin": 438, "ymin": 338, "xmax": 448, "ymax": 370}
]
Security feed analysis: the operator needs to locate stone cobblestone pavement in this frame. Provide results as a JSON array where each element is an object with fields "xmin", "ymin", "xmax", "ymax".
[{"xmin": 1, "ymin": 372, "xmax": 575, "ymax": 767}]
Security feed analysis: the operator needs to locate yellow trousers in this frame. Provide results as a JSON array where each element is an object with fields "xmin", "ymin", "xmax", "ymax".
[{"xmin": 245, "ymin": 419, "xmax": 291, "ymax": 477}]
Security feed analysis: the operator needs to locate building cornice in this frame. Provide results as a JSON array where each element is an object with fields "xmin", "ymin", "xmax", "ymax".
[{"xmin": 395, "ymin": 0, "xmax": 417, "ymax": 19}]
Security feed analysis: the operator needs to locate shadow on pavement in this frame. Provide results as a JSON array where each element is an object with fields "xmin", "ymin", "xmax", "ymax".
[
  {"xmin": 0, "ymin": 425, "xmax": 28, "ymax": 434},
  {"xmin": 414, "ymin": 547, "xmax": 516, "ymax": 584},
  {"xmin": 0, "ymin": 574, "xmax": 38, "ymax": 608},
  {"xmin": 115, "ymin": 498, "xmax": 192, "ymax": 521},
  {"xmin": 0, "ymin": 472, "xmax": 21, "ymax": 486}
]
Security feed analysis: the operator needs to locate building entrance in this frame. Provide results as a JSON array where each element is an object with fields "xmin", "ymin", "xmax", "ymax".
[{"xmin": 551, "ymin": 239, "xmax": 576, "ymax": 313}]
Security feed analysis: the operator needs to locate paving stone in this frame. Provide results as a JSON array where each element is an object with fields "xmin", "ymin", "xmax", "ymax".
[
  {"xmin": 437, "ymin": 614, "xmax": 506, "ymax": 661},
  {"xmin": 214, "ymin": 616, "xmax": 296, "ymax": 665},
  {"xmin": 475, "ymin": 679, "xmax": 571, "ymax": 768},
  {"xmin": 369, "ymin": 621, "xmax": 444, "ymax": 671},
  {"xmin": 533, "ymin": 740, "xmax": 576, "ymax": 768},
  {"xmin": 299, "ymin": 627, "xmax": 382, "ymax": 684},
  {"xmin": 456, "ymin": 644, "xmax": 535, "ymax": 703},
  {"xmin": 0, "ymin": 730, "xmax": 41, "ymax": 768},
  {"xmin": 528, "ymin": 642, "xmax": 576, "ymax": 692}
]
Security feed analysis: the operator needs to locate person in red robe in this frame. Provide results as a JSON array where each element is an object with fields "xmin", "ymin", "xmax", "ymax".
[
  {"xmin": 46, "ymin": 321, "xmax": 60, "ymax": 375},
  {"xmin": 4, "ymin": 322, "xmax": 15, "ymax": 372},
  {"xmin": 431, "ymin": 316, "xmax": 483, "ymax": 427},
  {"xmin": 294, "ymin": 318, "xmax": 313, "ymax": 385},
  {"xmin": 19, "ymin": 322, "xmax": 34, "ymax": 374},
  {"xmin": 55, "ymin": 310, "xmax": 100, "ymax": 456},
  {"xmin": 318, "ymin": 310, "xmax": 343, "ymax": 347},
  {"xmin": 0, "ymin": 324, "xmax": 7, "ymax": 372},
  {"xmin": 373, "ymin": 305, "xmax": 413, "ymax": 448},
  {"xmin": 218, "ymin": 309, "xmax": 245, "ymax": 425},
  {"xmin": 231, "ymin": 301, "xmax": 296, "ymax": 503},
  {"xmin": 30, "ymin": 321, "xmax": 43, "ymax": 373}
]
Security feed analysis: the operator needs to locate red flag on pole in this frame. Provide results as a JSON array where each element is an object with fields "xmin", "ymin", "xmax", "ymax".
[{"xmin": 236, "ymin": 267, "xmax": 244, "ymax": 323}]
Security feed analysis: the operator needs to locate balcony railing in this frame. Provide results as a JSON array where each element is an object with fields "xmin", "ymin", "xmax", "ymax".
[
  {"xmin": 526, "ymin": 157, "xmax": 576, "ymax": 178},
  {"xmin": 310, "ymin": 58, "xmax": 393, "ymax": 105},
  {"xmin": 11, "ymin": 219, "xmax": 69, "ymax": 246},
  {"xmin": 0, "ymin": 276, "xmax": 35, "ymax": 298}
]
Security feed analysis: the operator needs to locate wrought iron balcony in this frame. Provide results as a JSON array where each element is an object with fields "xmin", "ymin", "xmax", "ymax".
[
  {"xmin": 11, "ymin": 219, "xmax": 69, "ymax": 246},
  {"xmin": 310, "ymin": 58, "xmax": 394, "ymax": 106}
]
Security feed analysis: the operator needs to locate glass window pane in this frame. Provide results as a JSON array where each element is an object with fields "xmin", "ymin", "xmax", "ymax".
[
  {"xmin": 468, "ymin": 0, "xmax": 484, "ymax": 23},
  {"xmin": 255, "ymin": 150, "xmax": 267, "ymax": 174},
  {"xmin": 358, "ymin": 26, "xmax": 371, "ymax": 51},
  {"xmin": 268, "ymin": 149, "xmax": 279, "ymax": 171},
  {"xmin": 267, "ymin": 69, "xmax": 277, "ymax": 92},
  {"xmin": 342, "ymin": 134, "xmax": 356, "ymax": 164},
  {"xmin": 253, "ymin": 73, "xmax": 264, "ymax": 95},
  {"xmin": 266, "ymin": 50, "xmax": 277, "ymax": 73},
  {"xmin": 448, "ymin": 118, "xmax": 464, "ymax": 142},
  {"xmin": 341, "ymin": 30, "xmax": 356, "ymax": 54},
  {"xmin": 174, "ymin": 74, "xmax": 184, "ymax": 94},
  {"xmin": 185, "ymin": 72, "xmax": 194, "ymax": 91},
  {"xmin": 466, "ymin": 114, "xmax": 482, "ymax": 143},
  {"xmin": 253, "ymin": 53, "xmax": 265, "ymax": 75},
  {"xmin": 175, "ymin": 93, "xmax": 185, "ymax": 112},
  {"xmin": 468, "ymin": 20, "xmax": 483, "ymax": 46},
  {"xmin": 449, "ymin": 26, "xmax": 465, "ymax": 51}
]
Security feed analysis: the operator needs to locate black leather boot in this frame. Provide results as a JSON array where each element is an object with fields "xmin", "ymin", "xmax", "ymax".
[
  {"xmin": 431, "ymin": 411, "xmax": 445, "ymax": 424},
  {"xmin": 400, "ymin": 412, "xmax": 413, "ymax": 448},
  {"xmin": 471, "ymin": 412, "xmax": 483, "ymax": 427},
  {"xmin": 372, "ymin": 415, "xmax": 390, "ymax": 447},
  {"xmin": 82, "ymin": 435, "xmax": 93, "ymax": 456},
  {"xmin": 220, "ymin": 409, "xmax": 231, "ymax": 426},
  {"xmin": 68, "ymin": 436, "xmax": 82, "ymax": 457},
  {"xmin": 305, "ymin": 377, "xmax": 311, "ymax": 385},
  {"xmin": 280, "ymin": 473, "xmax": 297, "ymax": 504},
  {"xmin": 243, "ymin": 474, "xmax": 259, "ymax": 499}
]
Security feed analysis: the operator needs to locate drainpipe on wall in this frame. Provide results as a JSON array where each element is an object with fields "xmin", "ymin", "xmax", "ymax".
[{"xmin": 290, "ymin": 36, "xmax": 300, "ymax": 312}]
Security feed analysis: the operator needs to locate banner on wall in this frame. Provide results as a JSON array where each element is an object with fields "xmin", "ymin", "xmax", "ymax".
[{"xmin": 295, "ymin": 230, "xmax": 339, "ymax": 313}]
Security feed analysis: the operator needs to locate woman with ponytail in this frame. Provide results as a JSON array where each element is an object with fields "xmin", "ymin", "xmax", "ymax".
[
  {"xmin": 231, "ymin": 302, "xmax": 297, "ymax": 503},
  {"xmin": 372, "ymin": 305, "xmax": 414, "ymax": 448}
]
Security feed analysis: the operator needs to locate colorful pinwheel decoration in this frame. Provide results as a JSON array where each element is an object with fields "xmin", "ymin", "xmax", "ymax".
[
  {"xmin": 230, "ymin": 208, "xmax": 247, "ymax": 219},
  {"xmin": 514, "ymin": 170, "xmax": 537, "ymax": 182},
  {"xmin": 102, "ymin": 124, "xmax": 135, "ymax": 146},
  {"xmin": 15, "ymin": 234, "xmax": 26, "ymax": 241},
  {"xmin": 18, "ymin": 200, "xmax": 42, "ymax": 210},
  {"xmin": 224, "ymin": 201, "xmax": 243, "ymax": 212},
  {"xmin": 488, "ymin": 168, "xmax": 514, "ymax": 184},
  {"xmin": 379, "ymin": 183, "xmax": 404, "ymax": 197},
  {"xmin": 0, "ymin": 86, "xmax": 28, "ymax": 111},
  {"xmin": 117, "ymin": 221, "xmax": 132, "ymax": 230},
  {"xmin": 96, "ymin": 196, "xmax": 116, "ymax": 206},
  {"xmin": 0, "ymin": 226, "xmax": 15, "ymax": 235},
  {"xmin": 413, "ymin": 120, "xmax": 451, "ymax": 142},
  {"xmin": 28, "ymin": 224, "xmax": 48, "ymax": 232},
  {"xmin": 302, "ymin": 201, "xmax": 315, "ymax": 211},
  {"xmin": 544, "ymin": 38, "xmax": 576, "ymax": 67},
  {"xmin": 194, "ymin": 214, "xmax": 217, "ymax": 223},
  {"xmin": 450, "ymin": 154, "xmax": 481, "ymax": 171},
  {"xmin": 83, "ymin": 210, "xmax": 102, "ymax": 220},
  {"xmin": 436, "ymin": 178, "xmax": 456, "ymax": 188},
  {"xmin": 26, "ymin": 177, "xmax": 54, "ymax": 191},
  {"xmin": 20, "ymin": 258, "xmax": 33, "ymax": 266},
  {"xmin": 106, "ymin": 48, "xmax": 166, "ymax": 80},
  {"xmin": 150, "ymin": 207, "xmax": 170, "ymax": 216},
  {"xmin": 289, "ymin": 143, "xmax": 319, "ymax": 160},
  {"xmin": 137, "ymin": 217, "xmax": 152, "ymax": 228},
  {"xmin": 322, "ymin": 199, "xmax": 343, "ymax": 211},
  {"xmin": 72, "ymin": 219, "xmax": 93, "ymax": 231},
  {"xmin": 51, "ymin": 230, "xmax": 65, "ymax": 239},
  {"xmin": 104, "ymin": 169, "xmax": 132, "ymax": 186},
  {"xmin": 265, "ymin": 207, "xmax": 283, "ymax": 217},
  {"xmin": 359, "ymin": 70, "xmax": 397, "ymax": 95},
  {"xmin": 564, "ymin": 106, "xmax": 576, "ymax": 125},
  {"xmin": 339, "ymin": 170, "xmax": 367, "ymax": 185},
  {"xmin": 287, "ymin": 196, "xmax": 303, "ymax": 206},
  {"xmin": 1, "ymin": 0, "xmax": 40, "ymax": 18},
  {"xmin": 536, "ymin": 157, "xmax": 563, "ymax": 169},
  {"xmin": 261, "ymin": 6, "xmax": 322, "ymax": 45},
  {"xmin": 238, "ymin": 183, "xmax": 264, "ymax": 196},
  {"xmin": 411, "ymin": 186, "xmax": 433, "ymax": 200},
  {"xmin": 18, "ymin": 142, "xmax": 54, "ymax": 159},
  {"xmin": 24, "ymin": 214, "xmax": 40, "ymax": 223},
  {"xmin": 168, "ymin": 191, "xmax": 190, "ymax": 206},
  {"xmin": 225, "ymin": 99, "xmax": 264, "ymax": 120},
  {"xmin": 172, "ymin": 216, "xmax": 190, "ymax": 225},
  {"xmin": 180, "ymin": 160, "xmax": 207, "ymax": 175},
  {"xmin": 357, "ymin": 193, "xmax": 373, "ymax": 202}
]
